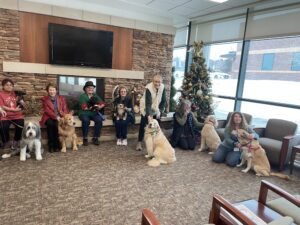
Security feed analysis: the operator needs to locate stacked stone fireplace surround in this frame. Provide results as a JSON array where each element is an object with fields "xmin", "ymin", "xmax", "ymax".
[{"xmin": 0, "ymin": 8, "xmax": 174, "ymax": 141}]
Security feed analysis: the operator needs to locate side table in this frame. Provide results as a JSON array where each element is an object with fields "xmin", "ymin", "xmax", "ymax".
[{"xmin": 290, "ymin": 145, "xmax": 300, "ymax": 175}]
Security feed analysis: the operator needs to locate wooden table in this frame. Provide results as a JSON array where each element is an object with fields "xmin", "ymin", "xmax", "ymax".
[{"xmin": 290, "ymin": 145, "xmax": 300, "ymax": 175}]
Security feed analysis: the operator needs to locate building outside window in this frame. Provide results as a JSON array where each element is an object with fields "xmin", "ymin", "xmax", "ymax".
[
  {"xmin": 291, "ymin": 52, "xmax": 300, "ymax": 71},
  {"xmin": 261, "ymin": 53, "xmax": 274, "ymax": 70}
]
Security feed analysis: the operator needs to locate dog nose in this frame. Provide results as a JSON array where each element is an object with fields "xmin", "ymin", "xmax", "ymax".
[
  {"xmin": 28, "ymin": 132, "xmax": 32, "ymax": 136},
  {"xmin": 73, "ymin": 122, "xmax": 76, "ymax": 125}
]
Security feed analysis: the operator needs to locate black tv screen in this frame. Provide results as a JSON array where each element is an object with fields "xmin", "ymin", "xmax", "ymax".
[{"xmin": 49, "ymin": 23, "xmax": 113, "ymax": 68}]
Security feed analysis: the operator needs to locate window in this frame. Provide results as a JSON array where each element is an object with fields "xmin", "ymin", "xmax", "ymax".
[
  {"xmin": 261, "ymin": 53, "xmax": 274, "ymax": 70},
  {"xmin": 59, "ymin": 76, "xmax": 104, "ymax": 115},
  {"xmin": 213, "ymin": 97, "xmax": 235, "ymax": 120},
  {"xmin": 172, "ymin": 47, "xmax": 187, "ymax": 102},
  {"xmin": 244, "ymin": 37, "xmax": 300, "ymax": 105},
  {"xmin": 291, "ymin": 52, "xmax": 300, "ymax": 71}
]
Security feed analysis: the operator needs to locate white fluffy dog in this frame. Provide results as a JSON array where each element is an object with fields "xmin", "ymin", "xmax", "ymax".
[
  {"xmin": 20, "ymin": 121, "xmax": 43, "ymax": 161},
  {"xmin": 198, "ymin": 115, "xmax": 221, "ymax": 154},
  {"xmin": 144, "ymin": 118, "xmax": 176, "ymax": 167}
]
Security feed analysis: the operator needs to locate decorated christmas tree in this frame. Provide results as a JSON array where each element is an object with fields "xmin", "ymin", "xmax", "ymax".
[{"xmin": 181, "ymin": 41, "xmax": 213, "ymax": 122}]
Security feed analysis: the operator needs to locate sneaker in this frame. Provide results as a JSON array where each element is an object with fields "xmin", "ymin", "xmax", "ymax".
[
  {"xmin": 122, "ymin": 139, "xmax": 127, "ymax": 146},
  {"xmin": 92, "ymin": 138, "xmax": 99, "ymax": 145},
  {"xmin": 117, "ymin": 139, "xmax": 122, "ymax": 146},
  {"xmin": 136, "ymin": 141, "xmax": 142, "ymax": 151},
  {"xmin": 83, "ymin": 138, "xmax": 88, "ymax": 146}
]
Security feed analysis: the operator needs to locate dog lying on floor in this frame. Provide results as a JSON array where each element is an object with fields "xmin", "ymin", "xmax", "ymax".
[
  {"xmin": 234, "ymin": 129, "xmax": 289, "ymax": 180},
  {"xmin": 198, "ymin": 115, "xmax": 221, "ymax": 154},
  {"xmin": 144, "ymin": 117, "xmax": 176, "ymax": 167},
  {"xmin": 58, "ymin": 112, "xmax": 81, "ymax": 152}
]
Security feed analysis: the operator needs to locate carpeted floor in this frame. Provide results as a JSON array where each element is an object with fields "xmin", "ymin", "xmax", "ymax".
[{"xmin": 0, "ymin": 141, "xmax": 299, "ymax": 225}]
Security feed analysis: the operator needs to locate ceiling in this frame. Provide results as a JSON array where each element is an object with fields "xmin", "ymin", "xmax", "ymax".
[{"xmin": 25, "ymin": 0, "xmax": 294, "ymax": 27}]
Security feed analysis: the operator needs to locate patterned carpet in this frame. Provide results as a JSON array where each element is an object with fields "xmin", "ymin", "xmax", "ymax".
[{"xmin": 0, "ymin": 141, "xmax": 299, "ymax": 225}]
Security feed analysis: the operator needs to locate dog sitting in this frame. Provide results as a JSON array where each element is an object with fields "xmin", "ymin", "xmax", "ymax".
[
  {"xmin": 58, "ymin": 112, "xmax": 80, "ymax": 152},
  {"xmin": 198, "ymin": 115, "xmax": 221, "ymax": 154},
  {"xmin": 20, "ymin": 121, "xmax": 43, "ymax": 161},
  {"xmin": 144, "ymin": 117, "xmax": 176, "ymax": 167},
  {"xmin": 115, "ymin": 103, "xmax": 127, "ymax": 120},
  {"xmin": 234, "ymin": 129, "xmax": 289, "ymax": 180}
]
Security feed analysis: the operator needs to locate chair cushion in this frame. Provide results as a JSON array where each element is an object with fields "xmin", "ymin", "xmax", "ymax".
[
  {"xmin": 265, "ymin": 119, "xmax": 298, "ymax": 141},
  {"xmin": 216, "ymin": 128, "xmax": 225, "ymax": 141},
  {"xmin": 258, "ymin": 137, "xmax": 282, "ymax": 165},
  {"xmin": 266, "ymin": 195, "xmax": 300, "ymax": 225}
]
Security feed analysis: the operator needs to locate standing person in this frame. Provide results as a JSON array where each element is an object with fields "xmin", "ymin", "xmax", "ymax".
[
  {"xmin": 0, "ymin": 78, "xmax": 25, "ymax": 150},
  {"xmin": 136, "ymin": 75, "xmax": 166, "ymax": 151},
  {"xmin": 113, "ymin": 86, "xmax": 135, "ymax": 146},
  {"xmin": 40, "ymin": 83, "xmax": 69, "ymax": 153},
  {"xmin": 170, "ymin": 99, "xmax": 203, "ymax": 150},
  {"xmin": 78, "ymin": 81, "xmax": 105, "ymax": 146},
  {"xmin": 212, "ymin": 111, "xmax": 258, "ymax": 167}
]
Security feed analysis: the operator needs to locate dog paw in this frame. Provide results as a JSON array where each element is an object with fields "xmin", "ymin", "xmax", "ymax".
[
  {"xmin": 198, "ymin": 148, "xmax": 204, "ymax": 152},
  {"xmin": 36, "ymin": 156, "xmax": 42, "ymax": 161},
  {"xmin": 73, "ymin": 147, "xmax": 78, "ymax": 151},
  {"xmin": 145, "ymin": 154, "xmax": 152, "ymax": 158},
  {"xmin": 208, "ymin": 152, "xmax": 214, "ymax": 155},
  {"xmin": 241, "ymin": 169, "xmax": 248, "ymax": 173},
  {"xmin": 61, "ymin": 148, "xmax": 66, "ymax": 153},
  {"xmin": 20, "ymin": 157, "xmax": 26, "ymax": 161},
  {"xmin": 2, "ymin": 153, "xmax": 11, "ymax": 159},
  {"xmin": 236, "ymin": 164, "xmax": 242, "ymax": 167}
]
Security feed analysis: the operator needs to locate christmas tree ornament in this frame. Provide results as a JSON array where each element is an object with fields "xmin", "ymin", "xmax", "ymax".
[{"xmin": 196, "ymin": 90, "xmax": 203, "ymax": 96}]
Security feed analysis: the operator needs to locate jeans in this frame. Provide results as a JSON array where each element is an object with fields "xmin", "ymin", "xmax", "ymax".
[
  {"xmin": 45, "ymin": 118, "xmax": 60, "ymax": 150},
  {"xmin": 212, "ymin": 143, "xmax": 241, "ymax": 167},
  {"xmin": 0, "ymin": 119, "xmax": 24, "ymax": 143},
  {"xmin": 115, "ymin": 118, "xmax": 130, "ymax": 139},
  {"xmin": 79, "ymin": 114, "xmax": 103, "ymax": 139},
  {"xmin": 138, "ymin": 115, "xmax": 161, "ymax": 142}
]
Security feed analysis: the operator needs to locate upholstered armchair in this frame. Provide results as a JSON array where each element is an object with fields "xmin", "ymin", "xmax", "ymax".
[
  {"xmin": 209, "ymin": 180, "xmax": 300, "ymax": 225},
  {"xmin": 216, "ymin": 112, "xmax": 253, "ymax": 141},
  {"xmin": 254, "ymin": 118, "xmax": 299, "ymax": 171}
]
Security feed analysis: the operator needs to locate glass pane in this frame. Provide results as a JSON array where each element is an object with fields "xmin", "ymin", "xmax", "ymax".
[
  {"xmin": 241, "ymin": 102, "xmax": 300, "ymax": 134},
  {"xmin": 174, "ymin": 27, "xmax": 188, "ymax": 47},
  {"xmin": 172, "ymin": 47, "xmax": 186, "ymax": 101},
  {"xmin": 203, "ymin": 41, "xmax": 242, "ymax": 97},
  {"xmin": 59, "ymin": 76, "xmax": 97, "ymax": 115},
  {"xmin": 244, "ymin": 36, "xmax": 300, "ymax": 106},
  {"xmin": 213, "ymin": 97, "xmax": 235, "ymax": 120}
]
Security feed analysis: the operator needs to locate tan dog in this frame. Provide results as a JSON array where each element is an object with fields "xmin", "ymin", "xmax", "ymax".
[
  {"xmin": 198, "ymin": 115, "xmax": 221, "ymax": 154},
  {"xmin": 144, "ymin": 118, "xmax": 176, "ymax": 167},
  {"xmin": 235, "ymin": 129, "xmax": 289, "ymax": 180},
  {"xmin": 58, "ymin": 112, "xmax": 80, "ymax": 152}
]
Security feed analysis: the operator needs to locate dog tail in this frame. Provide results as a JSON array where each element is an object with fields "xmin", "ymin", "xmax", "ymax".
[
  {"xmin": 147, "ymin": 158, "xmax": 161, "ymax": 167},
  {"xmin": 270, "ymin": 172, "xmax": 290, "ymax": 180}
]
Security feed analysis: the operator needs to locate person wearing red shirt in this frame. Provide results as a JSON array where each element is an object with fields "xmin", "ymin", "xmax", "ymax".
[
  {"xmin": 40, "ymin": 83, "xmax": 69, "ymax": 153},
  {"xmin": 0, "ymin": 78, "xmax": 25, "ymax": 150}
]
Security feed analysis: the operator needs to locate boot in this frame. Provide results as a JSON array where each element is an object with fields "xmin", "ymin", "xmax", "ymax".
[
  {"xmin": 136, "ymin": 141, "xmax": 142, "ymax": 151},
  {"xmin": 92, "ymin": 137, "xmax": 99, "ymax": 145}
]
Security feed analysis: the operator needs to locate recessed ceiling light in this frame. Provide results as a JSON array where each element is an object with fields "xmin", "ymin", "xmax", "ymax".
[{"xmin": 209, "ymin": 0, "xmax": 229, "ymax": 3}]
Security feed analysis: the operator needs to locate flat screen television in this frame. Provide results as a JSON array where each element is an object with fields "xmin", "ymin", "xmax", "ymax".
[{"xmin": 49, "ymin": 23, "xmax": 113, "ymax": 68}]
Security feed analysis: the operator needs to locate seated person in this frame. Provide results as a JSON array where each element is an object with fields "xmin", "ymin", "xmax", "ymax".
[
  {"xmin": 0, "ymin": 78, "xmax": 25, "ymax": 151},
  {"xmin": 79, "ymin": 81, "xmax": 105, "ymax": 146},
  {"xmin": 212, "ymin": 111, "xmax": 258, "ymax": 167},
  {"xmin": 40, "ymin": 83, "xmax": 69, "ymax": 153},
  {"xmin": 112, "ymin": 86, "xmax": 135, "ymax": 146},
  {"xmin": 170, "ymin": 99, "xmax": 203, "ymax": 150}
]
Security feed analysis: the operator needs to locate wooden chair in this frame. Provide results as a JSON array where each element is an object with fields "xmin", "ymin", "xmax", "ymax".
[
  {"xmin": 141, "ymin": 208, "xmax": 161, "ymax": 225},
  {"xmin": 254, "ymin": 118, "xmax": 299, "ymax": 171},
  {"xmin": 209, "ymin": 180, "xmax": 300, "ymax": 225}
]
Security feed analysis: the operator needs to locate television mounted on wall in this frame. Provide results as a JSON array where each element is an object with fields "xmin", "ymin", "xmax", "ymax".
[{"xmin": 49, "ymin": 23, "xmax": 113, "ymax": 68}]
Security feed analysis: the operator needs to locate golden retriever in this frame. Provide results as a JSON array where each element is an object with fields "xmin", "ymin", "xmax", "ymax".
[
  {"xmin": 198, "ymin": 115, "xmax": 221, "ymax": 154},
  {"xmin": 144, "ymin": 118, "xmax": 176, "ymax": 167},
  {"xmin": 58, "ymin": 113, "xmax": 80, "ymax": 152},
  {"xmin": 234, "ymin": 129, "xmax": 289, "ymax": 180}
]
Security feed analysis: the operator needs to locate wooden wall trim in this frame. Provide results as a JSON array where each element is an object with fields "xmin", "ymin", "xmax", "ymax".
[{"xmin": 19, "ymin": 12, "xmax": 133, "ymax": 70}]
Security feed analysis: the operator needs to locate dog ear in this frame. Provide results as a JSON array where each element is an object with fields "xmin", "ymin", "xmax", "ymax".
[{"xmin": 70, "ymin": 110, "xmax": 74, "ymax": 115}]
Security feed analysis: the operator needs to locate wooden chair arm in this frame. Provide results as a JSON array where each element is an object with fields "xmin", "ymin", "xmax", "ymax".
[
  {"xmin": 141, "ymin": 208, "xmax": 161, "ymax": 225},
  {"xmin": 258, "ymin": 180, "xmax": 300, "ymax": 207},
  {"xmin": 209, "ymin": 194, "xmax": 256, "ymax": 225}
]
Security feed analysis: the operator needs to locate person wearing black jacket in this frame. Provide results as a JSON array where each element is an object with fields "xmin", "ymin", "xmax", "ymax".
[{"xmin": 113, "ymin": 86, "xmax": 135, "ymax": 146}]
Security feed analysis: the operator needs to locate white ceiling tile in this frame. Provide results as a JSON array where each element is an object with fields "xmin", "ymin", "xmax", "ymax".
[{"xmin": 183, "ymin": 0, "xmax": 217, "ymax": 9}]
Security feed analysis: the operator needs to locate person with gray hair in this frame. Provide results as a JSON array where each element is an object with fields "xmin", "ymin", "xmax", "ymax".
[
  {"xmin": 170, "ymin": 99, "xmax": 203, "ymax": 150},
  {"xmin": 136, "ymin": 75, "xmax": 166, "ymax": 151}
]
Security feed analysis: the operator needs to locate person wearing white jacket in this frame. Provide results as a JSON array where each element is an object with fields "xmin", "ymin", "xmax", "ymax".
[{"xmin": 136, "ymin": 75, "xmax": 166, "ymax": 151}]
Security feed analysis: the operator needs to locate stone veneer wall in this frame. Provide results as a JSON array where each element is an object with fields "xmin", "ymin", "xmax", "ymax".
[{"xmin": 0, "ymin": 8, "xmax": 174, "ymax": 118}]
